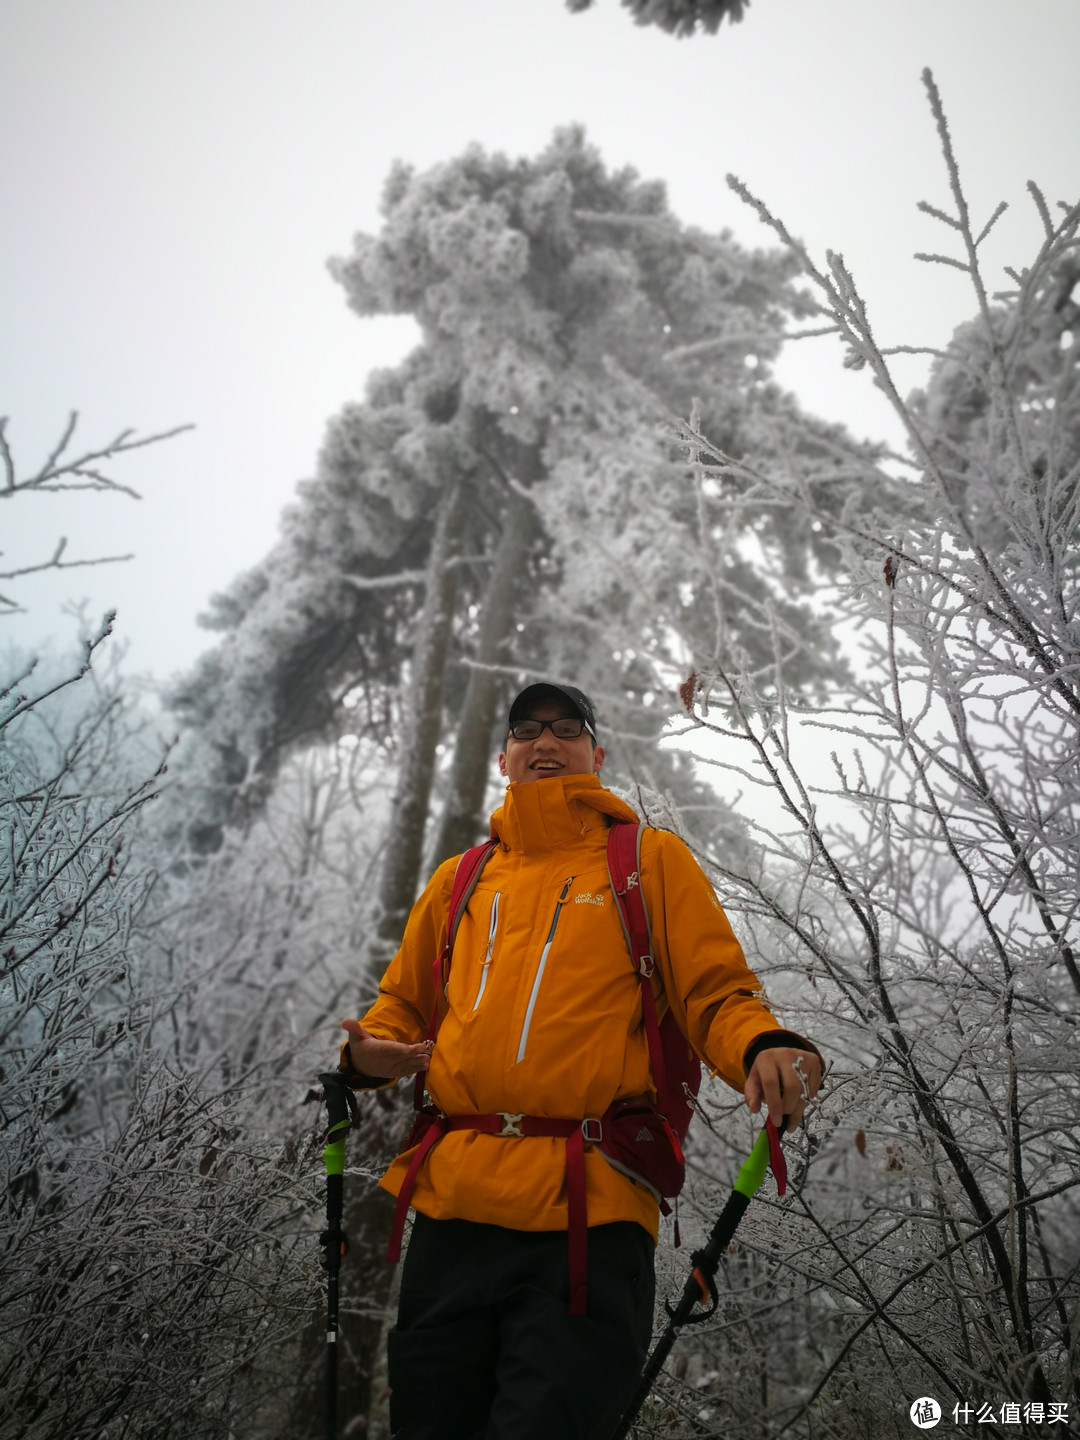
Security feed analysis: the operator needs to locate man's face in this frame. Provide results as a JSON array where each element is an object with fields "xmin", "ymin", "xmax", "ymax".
[{"xmin": 498, "ymin": 699, "xmax": 605, "ymax": 786}]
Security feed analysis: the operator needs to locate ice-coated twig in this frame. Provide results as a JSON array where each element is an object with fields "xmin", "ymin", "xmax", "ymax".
[
  {"xmin": 0, "ymin": 412, "xmax": 191, "ymax": 612},
  {"xmin": 913, "ymin": 252, "xmax": 971, "ymax": 274},
  {"xmin": 0, "ymin": 411, "xmax": 192, "ymax": 500},
  {"xmin": 0, "ymin": 611, "xmax": 117, "ymax": 731},
  {"xmin": 973, "ymin": 200, "xmax": 1009, "ymax": 249},
  {"xmin": 1, "ymin": 541, "xmax": 134, "ymax": 593}
]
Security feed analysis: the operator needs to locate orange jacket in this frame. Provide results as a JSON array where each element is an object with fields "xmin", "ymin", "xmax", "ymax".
[{"xmin": 357, "ymin": 774, "xmax": 788, "ymax": 1240}]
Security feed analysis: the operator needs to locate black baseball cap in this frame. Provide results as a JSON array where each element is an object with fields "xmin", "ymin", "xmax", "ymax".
[{"xmin": 507, "ymin": 683, "xmax": 598, "ymax": 739}]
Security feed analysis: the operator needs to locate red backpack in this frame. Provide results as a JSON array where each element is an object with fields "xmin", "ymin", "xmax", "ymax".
[
  {"xmin": 600, "ymin": 819, "xmax": 702, "ymax": 1206},
  {"xmin": 407, "ymin": 818, "xmax": 701, "ymax": 1210}
]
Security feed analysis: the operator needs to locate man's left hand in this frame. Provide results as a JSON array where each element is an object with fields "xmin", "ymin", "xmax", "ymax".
[{"xmin": 744, "ymin": 1047, "xmax": 822, "ymax": 1130}]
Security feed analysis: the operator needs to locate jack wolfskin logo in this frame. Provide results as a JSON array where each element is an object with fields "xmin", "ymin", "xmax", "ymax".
[
  {"xmin": 635, "ymin": 1127, "xmax": 654, "ymax": 1142},
  {"xmin": 574, "ymin": 892, "xmax": 605, "ymax": 907}
]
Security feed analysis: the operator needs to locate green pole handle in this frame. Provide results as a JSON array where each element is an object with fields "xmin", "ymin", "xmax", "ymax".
[{"xmin": 733, "ymin": 1121, "xmax": 772, "ymax": 1199}]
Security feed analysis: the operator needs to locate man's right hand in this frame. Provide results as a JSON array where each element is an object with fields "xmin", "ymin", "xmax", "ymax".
[{"xmin": 340, "ymin": 1018, "xmax": 433, "ymax": 1080}]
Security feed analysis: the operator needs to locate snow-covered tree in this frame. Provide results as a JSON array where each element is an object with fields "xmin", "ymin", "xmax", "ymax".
[
  {"xmin": 0, "ymin": 417, "xmax": 333, "ymax": 1437},
  {"xmin": 0, "ymin": 632, "xmax": 334, "ymax": 1439},
  {"xmin": 169, "ymin": 129, "xmax": 864, "ymax": 948},
  {"xmin": 566, "ymin": 0, "xmax": 749, "ymax": 38}
]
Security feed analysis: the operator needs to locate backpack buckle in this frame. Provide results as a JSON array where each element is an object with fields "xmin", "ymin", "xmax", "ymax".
[
  {"xmin": 581, "ymin": 1117, "xmax": 603, "ymax": 1144},
  {"xmin": 497, "ymin": 1112, "xmax": 525, "ymax": 1137},
  {"xmin": 637, "ymin": 954, "xmax": 655, "ymax": 978}
]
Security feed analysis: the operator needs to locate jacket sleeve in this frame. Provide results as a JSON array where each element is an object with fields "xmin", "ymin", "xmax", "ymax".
[
  {"xmin": 641, "ymin": 829, "xmax": 817, "ymax": 1092},
  {"xmin": 337, "ymin": 855, "xmax": 459, "ymax": 1080}
]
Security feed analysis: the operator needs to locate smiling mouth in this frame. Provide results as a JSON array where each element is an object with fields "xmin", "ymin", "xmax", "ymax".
[{"xmin": 530, "ymin": 760, "xmax": 564, "ymax": 771}]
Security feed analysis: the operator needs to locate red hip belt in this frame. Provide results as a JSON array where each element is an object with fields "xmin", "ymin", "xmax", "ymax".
[{"xmin": 387, "ymin": 1109, "xmax": 603, "ymax": 1316}]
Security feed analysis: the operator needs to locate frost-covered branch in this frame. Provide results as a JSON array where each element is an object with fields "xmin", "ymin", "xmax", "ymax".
[
  {"xmin": 655, "ymin": 80, "xmax": 1079, "ymax": 1431},
  {"xmin": 0, "ymin": 413, "xmax": 192, "ymax": 615},
  {"xmin": 0, "ymin": 411, "xmax": 191, "ymax": 501}
]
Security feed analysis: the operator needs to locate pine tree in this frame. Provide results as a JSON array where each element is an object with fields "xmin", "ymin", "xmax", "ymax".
[
  {"xmin": 170, "ymin": 128, "xmax": 861, "ymax": 921},
  {"xmin": 566, "ymin": 0, "xmax": 750, "ymax": 38}
]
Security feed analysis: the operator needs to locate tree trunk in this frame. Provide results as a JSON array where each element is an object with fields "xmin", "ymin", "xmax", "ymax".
[
  {"xmin": 430, "ymin": 488, "xmax": 538, "ymax": 866},
  {"xmin": 373, "ymin": 474, "xmax": 470, "ymax": 962}
]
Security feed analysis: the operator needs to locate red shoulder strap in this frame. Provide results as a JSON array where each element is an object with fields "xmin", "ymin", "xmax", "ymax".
[
  {"xmin": 606, "ymin": 822, "xmax": 650, "ymax": 970},
  {"xmin": 413, "ymin": 839, "xmax": 497, "ymax": 1110},
  {"xmin": 443, "ymin": 840, "xmax": 499, "ymax": 972},
  {"xmin": 606, "ymin": 821, "xmax": 673, "ymax": 1124}
]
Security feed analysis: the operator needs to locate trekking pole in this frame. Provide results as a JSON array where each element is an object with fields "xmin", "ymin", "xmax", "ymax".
[
  {"xmin": 609, "ymin": 1118, "xmax": 788, "ymax": 1440},
  {"xmin": 319, "ymin": 1072, "xmax": 358, "ymax": 1440}
]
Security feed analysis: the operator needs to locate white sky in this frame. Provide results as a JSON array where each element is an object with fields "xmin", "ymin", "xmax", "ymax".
[{"xmin": 2, "ymin": 0, "xmax": 1077, "ymax": 684}]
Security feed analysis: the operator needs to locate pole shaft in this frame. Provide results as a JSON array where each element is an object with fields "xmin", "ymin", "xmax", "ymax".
[
  {"xmin": 608, "ymin": 1154, "xmax": 764, "ymax": 1440},
  {"xmin": 325, "ymin": 1171, "xmax": 344, "ymax": 1440},
  {"xmin": 326, "ymin": 1268, "xmax": 339, "ymax": 1440},
  {"xmin": 320, "ymin": 1076, "xmax": 353, "ymax": 1440},
  {"xmin": 610, "ymin": 1326, "xmax": 679, "ymax": 1440}
]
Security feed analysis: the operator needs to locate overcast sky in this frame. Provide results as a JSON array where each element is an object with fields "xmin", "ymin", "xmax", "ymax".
[{"xmin": 3, "ymin": 0, "xmax": 1077, "ymax": 686}]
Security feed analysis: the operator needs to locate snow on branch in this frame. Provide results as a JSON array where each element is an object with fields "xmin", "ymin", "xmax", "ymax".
[
  {"xmin": 0, "ymin": 412, "xmax": 193, "ymax": 614},
  {"xmin": 0, "ymin": 410, "xmax": 192, "ymax": 500}
]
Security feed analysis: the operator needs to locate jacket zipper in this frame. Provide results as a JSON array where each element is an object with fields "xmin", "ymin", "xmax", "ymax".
[
  {"xmin": 472, "ymin": 892, "xmax": 501, "ymax": 1010},
  {"xmin": 516, "ymin": 877, "xmax": 573, "ymax": 1063}
]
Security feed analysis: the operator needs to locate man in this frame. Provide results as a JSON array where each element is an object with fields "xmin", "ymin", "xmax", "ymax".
[{"xmin": 340, "ymin": 682, "xmax": 822, "ymax": 1440}]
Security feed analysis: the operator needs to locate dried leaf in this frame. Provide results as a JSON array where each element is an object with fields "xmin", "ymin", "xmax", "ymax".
[{"xmin": 679, "ymin": 671, "xmax": 698, "ymax": 711}]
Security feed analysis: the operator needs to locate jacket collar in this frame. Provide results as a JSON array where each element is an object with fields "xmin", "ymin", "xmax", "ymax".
[{"xmin": 490, "ymin": 774, "xmax": 639, "ymax": 856}]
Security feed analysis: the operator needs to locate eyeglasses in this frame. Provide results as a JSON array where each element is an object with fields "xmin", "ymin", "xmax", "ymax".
[{"xmin": 509, "ymin": 717, "xmax": 592, "ymax": 742}]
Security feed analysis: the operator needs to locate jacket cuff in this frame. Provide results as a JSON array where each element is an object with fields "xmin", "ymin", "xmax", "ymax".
[{"xmin": 742, "ymin": 1028, "xmax": 824, "ymax": 1076}]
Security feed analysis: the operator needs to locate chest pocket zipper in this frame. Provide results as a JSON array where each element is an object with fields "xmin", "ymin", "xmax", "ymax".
[
  {"xmin": 515, "ymin": 877, "xmax": 573, "ymax": 1063},
  {"xmin": 472, "ymin": 892, "xmax": 501, "ymax": 1010}
]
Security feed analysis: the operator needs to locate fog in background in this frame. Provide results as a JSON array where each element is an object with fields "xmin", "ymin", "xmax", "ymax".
[{"xmin": 3, "ymin": 0, "xmax": 1077, "ymax": 680}]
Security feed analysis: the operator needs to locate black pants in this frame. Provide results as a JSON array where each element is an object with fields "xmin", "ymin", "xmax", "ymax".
[{"xmin": 388, "ymin": 1215, "xmax": 655, "ymax": 1440}]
